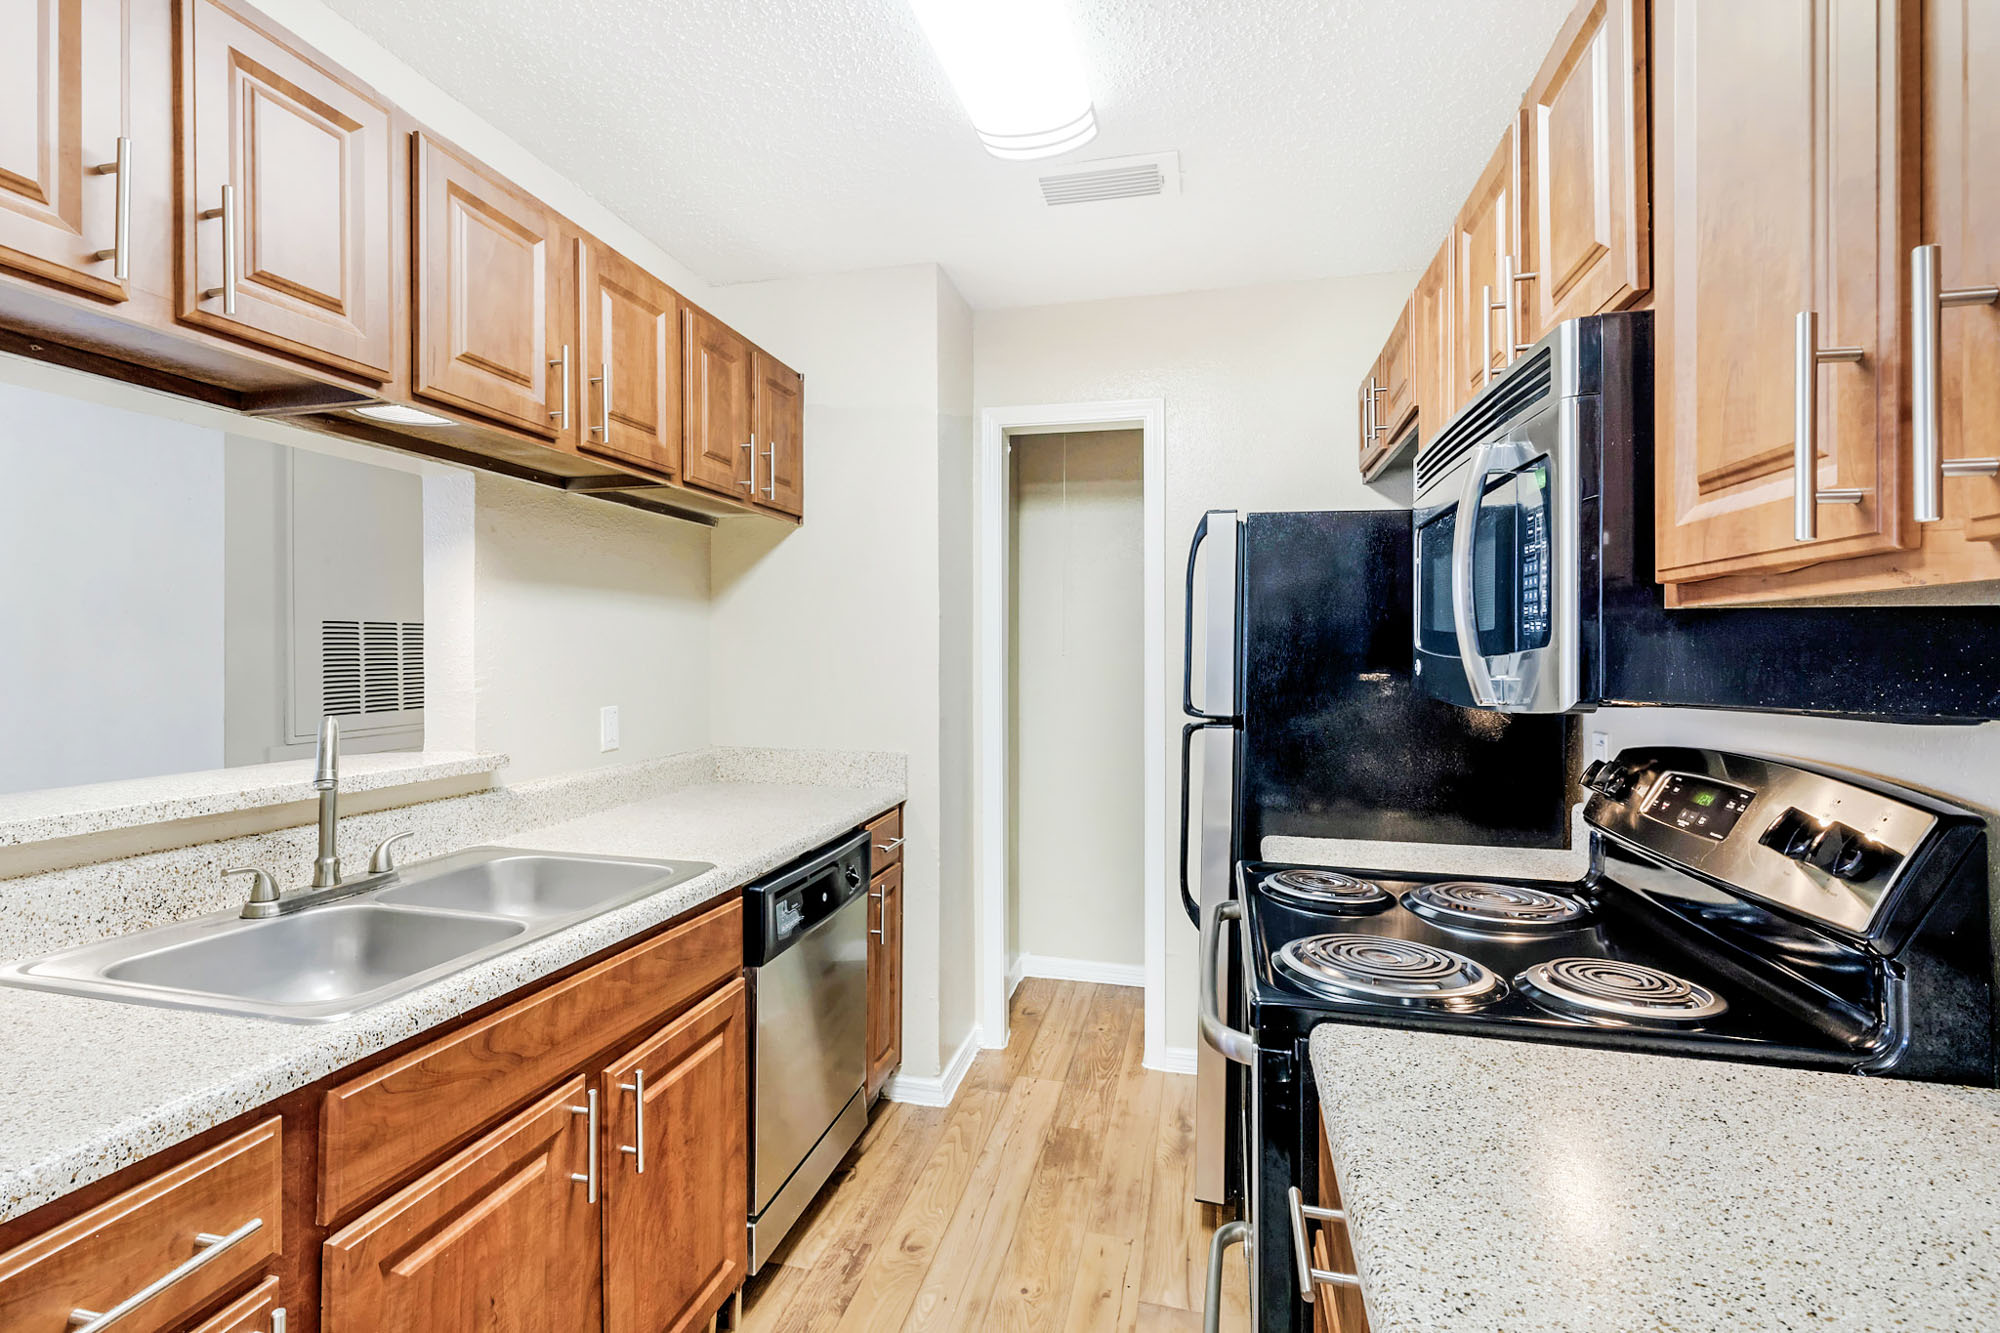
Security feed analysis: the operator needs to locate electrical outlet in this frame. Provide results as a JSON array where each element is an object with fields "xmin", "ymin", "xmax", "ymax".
[
  {"xmin": 1589, "ymin": 730, "xmax": 1610, "ymax": 762},
  {"xmin": 599, "ymin": 705, "xmax": 620, "ymax": 753}
]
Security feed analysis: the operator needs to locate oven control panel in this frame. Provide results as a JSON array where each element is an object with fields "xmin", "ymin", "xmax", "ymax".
[{"xmin": 1583, "ymin": 747, "xmax": 1963, "ymax": 941}]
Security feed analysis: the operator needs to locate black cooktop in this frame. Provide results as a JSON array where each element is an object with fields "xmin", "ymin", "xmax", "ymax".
[{"xmin": 1238, "ymin": 860, "xmax": 1866, "ymax": 1069}]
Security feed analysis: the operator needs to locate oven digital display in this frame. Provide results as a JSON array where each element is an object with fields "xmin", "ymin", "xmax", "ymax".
[{"xmin": 1642, "ymin": 773, "xmax": 1756, "ymax": 841}]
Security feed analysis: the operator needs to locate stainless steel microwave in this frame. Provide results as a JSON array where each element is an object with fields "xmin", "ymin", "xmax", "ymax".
[{"xmin": 1413, "ymin": 314, "xmax": 1623, "ymax": 712}]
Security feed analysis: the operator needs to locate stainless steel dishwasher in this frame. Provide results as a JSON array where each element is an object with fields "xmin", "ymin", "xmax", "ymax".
[{"xmin": 743, "ymin": 829, "xmax": 871, "ymax": 1273}]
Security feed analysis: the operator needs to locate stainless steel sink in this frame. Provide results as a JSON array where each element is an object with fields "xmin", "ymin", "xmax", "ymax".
[
  {"xmin": 376, "ymin": 852, "xmax": 675, "ymax": 921},
  {"xmin": 0, "ymin": 847, "xmax": 714, "ymax": 1022}
]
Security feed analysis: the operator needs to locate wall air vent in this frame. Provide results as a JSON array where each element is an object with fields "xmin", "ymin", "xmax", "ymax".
[
  {"xmin": 320, "ymin": 619, "xmax": 424, "ymax": 718},
  {"xmin": 1038, "ymin": 151, "xmax": 1180, "ymax": 207}
]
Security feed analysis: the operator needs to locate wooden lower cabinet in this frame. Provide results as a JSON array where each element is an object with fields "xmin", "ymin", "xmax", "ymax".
[
  {"xmin": 191, "ymin": 1275, "xmax": 287, "ymax": 1333},
  {"xmin": 323, "ymin": 1079, "xmax": 601, "ymax": 1333},
  {"xmin": 600, "ymin": 980, "xmax": 748, "ymax": 1333},
  {"xmin": 865, "ymin": 858, "xmax": 904, "ymax": 1101},
  {"xmin": 1313, "ymin": 1123, "xmax": 1371, "ymax": 1333}
]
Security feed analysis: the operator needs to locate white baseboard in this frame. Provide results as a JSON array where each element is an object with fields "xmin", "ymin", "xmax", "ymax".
[
  {"xmin": 881, "ymin": 1024, "xmax": 981, "ymax": 1108},
  {"xmin": 1006, "ymin": 954, "xmax": 1025, "ymax": 1000},
  {"xmin": 1016, "ymin": 954, "xmax": 1146, "ymax": 989},
  {"xmin": 1145, "ymin": 1043, "xmax": 1198, "ymax": 1076}
]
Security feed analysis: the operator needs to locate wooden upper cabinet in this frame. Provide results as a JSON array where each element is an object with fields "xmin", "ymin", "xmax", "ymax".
[
  {"xmin": 754, "ymin": 347, "xmax": 804, "ymax": 517},
  {"xmin": 177, "ymin": 0, "xmax": 395, "ymax": 379},
  {"xmin": 601, "ymin": 980, "xmax": 748, "ymax": 1333},
  {"xmin": 1652, "ymin": 0, "xmax": 1913, "ymax": 590},
  {"xmin": 1358, "ymin": 297, "xmax": 1415, "ymax": 478},
  {"xmin": 1452, "ymin": 122, "xmax": 1524, "ymax": 408},
  {"xmin": 0, "ymin": 0, "xmax": 133, "ymax": 302},
  {"xmin": 579, "ymin": 238, "xmax": 682, "ymax": 478},
  {"xmin": 412, "ymin": 132, "xmax": 560, "ymax": 437},
  {"xmin": 1411, "ymin": 235, "xmax": 1457, "ymax": 450},
  {"xmin": 683, "ymin": 306, "xmax": 754, "ymax": 499},
  {"xmin": 324, "ymin": 1080, "xmax": 601, "ymax": 1333},
  {"xmin": 1521, "ymin": 0, "xmax": 1650, "ymax": 332},
  {"xmin": 1922, "ymin": 0, "xmax": 2000, "ymax": 541}
]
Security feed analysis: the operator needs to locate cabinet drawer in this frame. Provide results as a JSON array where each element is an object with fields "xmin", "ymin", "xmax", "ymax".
[
  {"xmin": 320, "ymin": 897, "xmax": 741, "ymax": 1223},
  {"xmin": 866, "ymin": 807, "xmax": 903, "ymax": 874},
  {"xmin": 190, "ymin": 1275, "xmax": 284, "ymax": 1333},
  {"xmin": 0, "ymin": 1119, "xmax": 282, "ymax": 1333}
]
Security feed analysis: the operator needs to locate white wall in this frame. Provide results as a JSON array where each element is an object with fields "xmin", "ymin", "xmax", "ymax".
[
  {"xmin": 936, "ymin": 276, "xmax": 979, "ymax": 1061},
  {"xmin": 974, "ymin": 272, "xmax": 1418, "ymax": 1055},
  {"xmin": 470, "ymin": 473, "xmax": 711, "ymax": 782},
  {"xmin": 709, "ymin": 263, "xmax": 965, "ymax": 1079},
  {"xmin": 0, "ymin": 383, "xmax": 225, "ymax": 793},
  {"xmin": 1010, "ymin": 430, "xmax": 1146, "ymax": 970}
]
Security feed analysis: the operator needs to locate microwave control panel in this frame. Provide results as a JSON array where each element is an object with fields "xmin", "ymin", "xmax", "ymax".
[{"xmin": 1515, "ymin": 460, "xmax": 1552, "ymax": 651}]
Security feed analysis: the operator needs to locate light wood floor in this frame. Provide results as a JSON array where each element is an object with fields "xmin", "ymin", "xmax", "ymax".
[{"xmin": 739, "ymin": 978, "xmax": 1251, "ymax": 1332}]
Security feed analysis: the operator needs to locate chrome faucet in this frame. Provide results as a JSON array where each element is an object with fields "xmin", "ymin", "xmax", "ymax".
[
  {"xmin": 311, "ymin": 716, "xmax": 342, "ymax": 888},
  {"xmin": 228, "ymin": 716, "xmax": 414, "ymax": 919}
]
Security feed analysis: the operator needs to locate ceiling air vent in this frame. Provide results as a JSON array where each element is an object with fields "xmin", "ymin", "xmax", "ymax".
[{"xmin": 1038, "ymin": 151, "xmax": 1180, "ymax": 207}]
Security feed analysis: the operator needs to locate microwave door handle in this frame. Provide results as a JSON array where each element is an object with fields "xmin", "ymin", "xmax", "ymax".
[
  {"xmin": 1450, "ymin": 441, "xmax": 1501, "ymax": 708},
  {"xmin": 1183, "ymin": 511, "xmax": 1235, "ymax": 721},
  {"xmin": 1179, "ymin": 719, "xmax": 1231, "ymax": 928}
]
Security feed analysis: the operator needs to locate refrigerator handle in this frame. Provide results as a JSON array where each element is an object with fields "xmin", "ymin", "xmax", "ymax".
[
  {"xmin": 1183, "ymin": 511, "xmax": 1235, "ymax": 721},
  {"xmin": 1180, "ymin": 719, "xmax": 1231, "ymax": 927}
]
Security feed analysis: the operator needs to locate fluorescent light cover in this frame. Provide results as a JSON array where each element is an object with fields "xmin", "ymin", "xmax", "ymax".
[
  {"xmin": 909, "ymin": 0, "xmax": 1098, "ymax": 161},
  {"xmin": 352, "ymin": 403, "xmax": 453, "ymax": 427}
]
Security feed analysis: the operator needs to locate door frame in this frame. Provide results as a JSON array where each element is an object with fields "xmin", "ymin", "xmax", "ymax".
[{"xmin": 975, "ymin": 399, "xmax": 1169, "ymax": 1067}]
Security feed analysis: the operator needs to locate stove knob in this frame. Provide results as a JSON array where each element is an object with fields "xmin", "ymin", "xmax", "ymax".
[
  {"xmin": 1582, "ymin": 760, "xmax": 1632, "ymax": 799},
  {"xmin": 844, "ymin": 865, "xmax": 862, "ymax": 888},
  {"xmin": 1759, "ymin": 808, "xmax": 1820, "ymax": 861},
  {"xmin": 1807, "ymin": 823, "xmax": 1882, "ymax": 881}
]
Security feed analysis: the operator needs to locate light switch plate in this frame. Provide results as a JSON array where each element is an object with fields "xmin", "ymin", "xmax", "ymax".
[
  {"xmin": 600, "ymin": 705, "xmax": 620, "ymax": 753},
  {"xmin": 1589, "ymin": 730, "xmax": 1610, "ymax": 762}
]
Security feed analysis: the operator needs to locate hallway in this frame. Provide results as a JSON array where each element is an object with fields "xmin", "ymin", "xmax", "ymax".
[{"xmin": 739, "ymin": 979, "xmax": 1250, "ymax": 1331}]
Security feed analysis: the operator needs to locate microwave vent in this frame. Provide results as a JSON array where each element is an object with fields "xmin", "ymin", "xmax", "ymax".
[{"xmin": 1416, "ymin": 347, "xmax": 1556, "ymax": 491}]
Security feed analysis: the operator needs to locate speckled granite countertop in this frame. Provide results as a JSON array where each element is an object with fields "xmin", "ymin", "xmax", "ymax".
[
  {"xmin": 1310, "ymin": 1025, "xmax": 2000, "ymax": 1333},
  {"xmin": 0, "ymin": 779, "xmax": 899, "ymax": 1224}
]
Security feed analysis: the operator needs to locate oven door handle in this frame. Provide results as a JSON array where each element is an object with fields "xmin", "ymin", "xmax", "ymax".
[
  {"xmin": 1199, "ymin": 900, "xmax": 1257, "ymax": 1065},
  {"xmin": 1449, "ymin": 439, "xmax": 1505, "ymax": 708},
  {"xmin": 1183, "ymin": 511, "xmax": 1237, "ymax": 722},
  {"xmin": 1179, "ymin": 719, "xmax": 1231, "ymax": 928},
  {"xmin": 1201, "ymin": 1218, "xmax": 1252, "ymax": 1333}
]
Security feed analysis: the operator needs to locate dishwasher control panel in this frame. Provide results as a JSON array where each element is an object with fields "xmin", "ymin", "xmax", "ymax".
[{"xmin": 742, "ymin": 829, "xmax": 871, "ymax": 965}]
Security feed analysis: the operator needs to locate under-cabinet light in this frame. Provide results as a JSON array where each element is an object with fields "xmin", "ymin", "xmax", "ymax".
[
  {"xmin": 909, "ymin": 0, "xmax": 1098, "ymax": 161},
  {"xmin": 352, "ymin": 403, "xmax": 454, "ymax": 427}
]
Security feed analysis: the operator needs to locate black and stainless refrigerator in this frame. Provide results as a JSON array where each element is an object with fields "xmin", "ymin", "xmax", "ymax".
[{"xmin": 1179, "ymin": 508, "xmax": 1576, "ymax": 1205}]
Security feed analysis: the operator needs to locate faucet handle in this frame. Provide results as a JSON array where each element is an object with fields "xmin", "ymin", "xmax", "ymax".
[
  {"xmin": 369, "ymin": 831, "xmax": 416, "ymax": 875},
  {"xmin": 226, "ymin": 867, "xmax": 282, "ymax": 918}
]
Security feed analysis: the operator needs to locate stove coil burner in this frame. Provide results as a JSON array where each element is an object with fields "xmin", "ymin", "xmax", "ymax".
[
  {"xmin": 1516, "ymin": 958, "xmax": 1728, "ymax": 1027},
  {"xmin": 1401, "ymin": 881, "xmax": 1589, "ymax": 933},
  {"xmin": 1275, "ymin": 934, "xmax": 1505, "ymax": 1011},
  {"xmin": 1263, "ymin": 869, "xmax": 1393, "ymax": 914}
]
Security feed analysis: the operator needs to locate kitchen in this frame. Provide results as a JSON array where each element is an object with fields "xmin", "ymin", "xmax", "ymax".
[{"xmin": 0, "ymin": 0, "xmax": 1997, "ymax": 1331}]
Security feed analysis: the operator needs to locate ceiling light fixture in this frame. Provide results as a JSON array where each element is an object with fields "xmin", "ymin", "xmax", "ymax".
[{"xmin": 908, "ymin": 0, "xmax": 1098, "ymax": 161}]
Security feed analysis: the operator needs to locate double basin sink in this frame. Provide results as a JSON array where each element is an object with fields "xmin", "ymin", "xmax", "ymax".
[{"xmin": 0, "ymin": 848, "xmax": 714, "ymax": 1023}]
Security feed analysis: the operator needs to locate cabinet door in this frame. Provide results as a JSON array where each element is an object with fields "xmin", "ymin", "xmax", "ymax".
[
  {"xmin": 1411, "ymin": 236, "xmax": 1456, "ymax": 449},
  {"xmin": 1522, "ymin": 0, "xmax": 1649, "ymax": 331},
  {"xmin": 1358, "ymin": 300, "xmax": 1414, "ymax": 479},
  {"xmin": 754, "ymin": 347, "xmax": 804, "ymax": 517},
  {"xmin": 179, "ymin": 0, "xmax": 395, "ymax": 379},
  {"xmin": 682, "ymin": 306, "xmax": 753, "ymax": 498},
  {"xmin": 323, "ymin": 1080, "xmax": 601, "ymax": 1333},
  {"xmin": 0, "ymin": 0, "xmax": 131, "ymax": 301},
  {"xmin": 1924, "ymin": 0, "xmax": 2000, "ymax": 538},
  {"xmin": 600, "ymin": 980, "xmax": 747, "ymax": 1333},
  {"xmin": 866, "ymin": 861, "xmax": 903, "ymax": 1101},
  {"xmin": 412, "ymin": 132, "xmax": 556, "ymax": 436},
  {"xmin": 579, "ymin": 239, "xmax": 682, "ymax": 477},
  {"xmin": 1452, "ymin": 123, "xmax": 1522, "ymax": 406},
  {"xmin": 1653, "ymin": 0, "xmax": 1912, "ymax": 587}
]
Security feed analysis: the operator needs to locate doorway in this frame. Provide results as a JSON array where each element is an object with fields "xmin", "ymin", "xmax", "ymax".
[
  {"xmin": 1008, "ymin": 429, "xmax": 1146, "ymax": 993},
  {"xmin": 976, "ymin": 399, "xmax": 1168, "ymax": 1068}
]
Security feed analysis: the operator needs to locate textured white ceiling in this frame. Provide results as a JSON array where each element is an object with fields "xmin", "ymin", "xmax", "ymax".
[{"xmin": 323, "ymin": 0, "xmax": 1575, "ymax": 308}]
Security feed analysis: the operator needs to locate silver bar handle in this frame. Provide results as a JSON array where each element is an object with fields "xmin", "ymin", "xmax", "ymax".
[
  {"xmin": 599, "ymin": 357, "xmax": 614, "ymax": 440},
  {"xmin": 549, "ymin": 344, "xmax": 571, "ymax": 429},
  {"xmin": 762, "ymin": 444, "xmax": 776, "ymax": 499},
  {"xmin": 1286, "ymin": 1186, "xmax": 1363, "ymax": 1304},
  {"xmin": 1198, "ymin": 899, "xmax": 1256, "ymax": 1065},
  {"xmin": 618, "ymin": 1068, "xmax": 646, "ymax": 1173},
  {"xmin": 1911, "ymin": 244, "xmax": 2000, "ymax": 522},
  {"xmin": 1361, "ymin": 376, "xmax": 1376, "ymax": 443},
  {"xmin": 869, "ymin": 891, "xmax": 884, "ymax": 940},
  {"xmin": 67, "ymin": 1217, "xmax": 263, "ymax": 1331},
  {"xmin": 740, "ymin": 434, "xmax": 756, "ymax": 489},
  {"xmin": 1201, "ymin": 1218, "xmax": 1251, "ymax": 1333},
  {"xmin": 200, "ymin": 184, "xmax": 237, "ymax": 315},
  {"xmin": 1793, "ymin": 310, "xmax": 1867, "ymax": 541},
  {"xmin": 1508, "ymin": 253, "xmax": 1538, "ymax": 355},
  {"xmin": 876, "ymin": 837, "xmax": 904, "ymax": 854},
  {"xmin": 569, "ymin": 1088, "xmax": 598, "ymax": 1202},
  {"xmin": 1481, "ymin": 283, "xmax": 1497, "ymax": 384},
  {"xmin": 271, "ymin": 1310, "xmax": 286, "ymax": 1333},
  {"xmin": 89, "ymin": 136, "xmax": 131, "ymax": 281}
]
